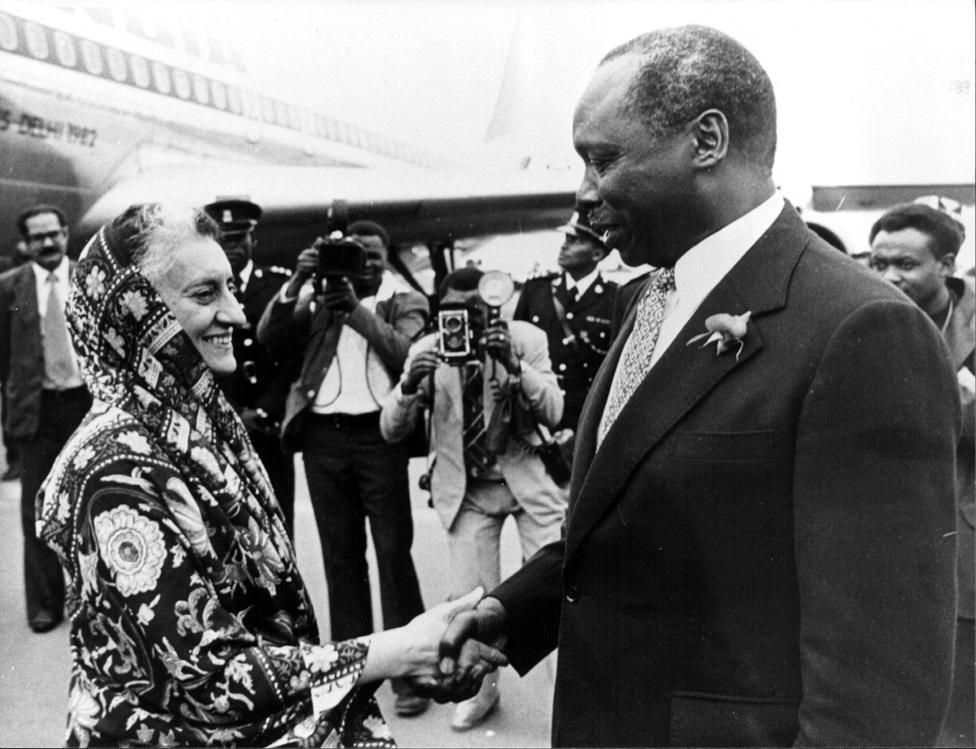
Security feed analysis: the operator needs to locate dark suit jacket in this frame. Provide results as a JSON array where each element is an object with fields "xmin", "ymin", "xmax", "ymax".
[
  {"xmin": 0, "ymin": 262, "xmax": 79, "ymax": 440},
  {"xmin": 256, "ymin": 284, "xmax": 429, "ymax": 453},
  {"xmin": 492, "ymin": 205, "xmax": 960, "ymax": 747},
  {"xmin": 220, "ymin": 264, "xmax": 296, "ymax": 422},
  {"xmin": 514, "ymin": 272, "xmax": 617, "ymax": 430}
]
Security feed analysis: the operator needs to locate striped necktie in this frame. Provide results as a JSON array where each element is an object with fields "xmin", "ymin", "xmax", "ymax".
[
  {"xmin": 597, "ymin": 269, "xmax": 676, "ymax": 445},
  {"xmin": 461, "ymin": 362, "xmax": 496, "ymax": 478}
]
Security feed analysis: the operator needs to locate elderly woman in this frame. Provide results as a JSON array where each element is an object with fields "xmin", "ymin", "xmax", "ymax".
[{"xmin": 35, "ymin": 204, "xmax": 501, "ymax": 747}]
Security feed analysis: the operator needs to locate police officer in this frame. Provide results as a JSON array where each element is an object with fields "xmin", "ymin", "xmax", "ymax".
[
  {"xmin": 514, "ymin": 210, "xmax": 617, "ymax": 431},
  {"xmin": 203, "ymin": 198, "xmax": 297, "ymax": 536}
]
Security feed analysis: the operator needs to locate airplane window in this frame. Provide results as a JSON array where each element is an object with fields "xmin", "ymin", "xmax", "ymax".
[
  {"xmin": 106, "ymin": 47, "xmax": 128, "ymax": 82},
  {"xmin": 211, "ymin": 81, "xmax": 227, "ymax": 110},
  {"xmin": 0, "ymin": 13, "xmax": 16, "ymax": 52},
  {"xmin": 261, "ymin": 96, "xmax": 275, "ymax": 123},
  {"xmin": 53, "ymin": 31, "xmax": 77, "ymax": 68},
  {"xmin": 81, "ymin": 39, "xmax": 103, "ymax": 76},
  {"xmin": 151, "ymin": 61, "xmax": 171, "ymax": 94},
  {"xmin": 153, "ymin": 20, "xmax": 176, "ymax": 48},
  {"xmin": 227, "ymin": 86, "xmax": 243, "ymax": 115},
  {"xmin": 123, "ymin": 10, "xmax": 144, "ymax": 38},
  {"xmin": 83, "ymin": 7, "xmax": 113, "ymax": 27},
  {"xmin": 288, "ymin": 106, "xmax": 300, "ymax": 130},
  {"xmin": 24, "ymin": 21, "xmax": 49, "ymax": 60},
  {"xmin": 207, "ymin": 35, "xmax": 226, "ymax": 65},
  {"xmin": 275, "ymin": 101, "xmax": 288, "ymax": 127},
  {"xmin": 192, "ymin": 74, "xmax": 210, "ymax": 105},
  {"xmin": 180, "ymin": 26, "xmax": 200, "ymax": 57},
  {"xmin": 173, "ymin": 69, "xmax": 191, "ymax": 100},
  {"xmin": 130, "ymin": 55, "xmax": 150, "ymax": 88}
]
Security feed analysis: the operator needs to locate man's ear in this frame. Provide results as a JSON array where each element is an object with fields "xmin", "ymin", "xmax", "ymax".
[
  {"xmin": 939, "ymin": 252, "xmax": 957, "ymax": 279},
  {"xmin": 692, "ymin": 109, "xmax": 729, "ymax": 169}
]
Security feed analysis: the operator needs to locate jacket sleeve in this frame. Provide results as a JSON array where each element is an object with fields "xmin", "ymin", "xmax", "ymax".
[
  {"xmin": 512, "ymin": 321, "xmax": 563, "ymax": 430},
  {"xmin": 345, "ymin": 290, "xmax": 429, "ymax": 375},
  {"xmin": 78, "ymin": 465, "xmax": 373, "ymax": 731},
  {"xmin": 791, "ymin": 299, "xmax": 959, "ymax": 747},
  {"xmin": 255, "ymin": 286, "xmax": 309, "ymax": 360},
  {"xmin": 379, "ymin": 340, "xmax": 435, "ymax": 445}
]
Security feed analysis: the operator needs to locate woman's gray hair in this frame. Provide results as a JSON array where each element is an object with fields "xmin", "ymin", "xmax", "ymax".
[{"xmin": 110, "ymin": 203, "xmax": 220, "ymax": 285}]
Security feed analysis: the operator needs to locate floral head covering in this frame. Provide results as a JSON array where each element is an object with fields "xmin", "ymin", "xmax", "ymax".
[{"xmin": 39, "ymin": 206, "xmax": 307, "ymax": 627}]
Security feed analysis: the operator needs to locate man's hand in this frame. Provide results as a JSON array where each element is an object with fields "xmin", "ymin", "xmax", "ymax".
[
  {"xmin": 407, "ymin": 596, "xmax": 508, "ymax": 703},
  {"xmin": 482, "ymin": 320, "xmax": 520, "ymax": 374},
  {"xmin": 362, "ymin": 587, "xmax": 507, "ymax": 687},
  {"xmin": 402, "ymin": 350, "xmax": 441, "ymax": 395},
  {"xmin": 285, "ymin": 247, "xmax": 320, "ymax": 298},
  {"xmin": 321, "ymin": 276, "xmax": 359, "ymax": 314}
]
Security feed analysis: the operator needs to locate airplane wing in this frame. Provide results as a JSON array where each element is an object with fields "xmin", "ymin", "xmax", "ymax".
[{"xmin": 76, "ymin": 163, "xmax": 577, "ymax": 265}]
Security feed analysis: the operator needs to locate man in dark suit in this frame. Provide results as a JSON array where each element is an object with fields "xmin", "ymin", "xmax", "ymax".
[
  {"xmin": 514, "ymin": 211, "xmax": 617, "ymax": 432},
  {"xmin": 869, "ymin": 201, "xmax": 975, "ymax": 747},
  {"xmin": 203, "ymin": 198, "xmax": 297, "ymax": 536},
  {"xmin": 428, "ymin": 26, "xmax": 960, "ymax": 747},
  {"xmin": 0, "ymin": 205, "xmax": 91, "ymax": 633}
]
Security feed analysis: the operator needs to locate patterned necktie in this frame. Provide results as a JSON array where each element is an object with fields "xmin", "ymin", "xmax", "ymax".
[
  {"xmin": 597, "ymin": 269, "xmax": 676, "ymax": 445},
  {"xmin": 461, "ymin": 362, "xmax": 495, "ymax": 478},
  {"xmin": 43, "ymin": 272, "xmax": 76, "ymax": 387}
]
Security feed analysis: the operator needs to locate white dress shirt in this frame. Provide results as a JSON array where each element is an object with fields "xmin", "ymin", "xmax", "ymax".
[
  {"xmin": 647, "ymin": 192, "xmax": 784, "ymax": 368},
  {"xmin": 565, "ymin": 267, "xmax": 600, "ymax": 299}
]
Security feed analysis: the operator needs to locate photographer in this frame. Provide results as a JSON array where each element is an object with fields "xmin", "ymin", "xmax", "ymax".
[
  {"xmin": 256, "ymin": 220, "xmax": 432, "ymax": 717},
  {"xmin": 380, "ymin": 266, "xmax": 568, "ymax": 731}
]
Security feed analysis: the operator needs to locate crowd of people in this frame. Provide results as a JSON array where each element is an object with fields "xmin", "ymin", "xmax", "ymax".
[{"xmin": 0, "ymin": 23, "xmax": 972, "ymax": 749}]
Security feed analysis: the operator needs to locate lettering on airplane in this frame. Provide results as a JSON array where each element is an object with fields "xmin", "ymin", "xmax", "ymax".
[
  {"xmin": 0, "ymin": 9, "xmax": 433, "ymax": 166},
  {"xmin": 0, "ymin": 108, "xmax": 97, "ymax": 147}
]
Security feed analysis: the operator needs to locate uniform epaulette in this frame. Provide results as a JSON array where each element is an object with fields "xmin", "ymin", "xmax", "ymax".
[{"xmin": 524, "ymin": 270, "xmax": 559, "ymax": 282}]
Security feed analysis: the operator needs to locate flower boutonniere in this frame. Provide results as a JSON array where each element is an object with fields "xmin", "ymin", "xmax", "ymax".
[{"xmin": 686, "ymin": 311, "xmax": 752, "ymax": 360}]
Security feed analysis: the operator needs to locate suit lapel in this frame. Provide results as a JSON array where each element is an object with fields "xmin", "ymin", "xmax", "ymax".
[
  {"xmin": 15, "ymin": 265, "xmax": 39, "ymax": 326},
  {"xmin": 566, "ymin": 204, "xmax": 810, "ymax": 560}
]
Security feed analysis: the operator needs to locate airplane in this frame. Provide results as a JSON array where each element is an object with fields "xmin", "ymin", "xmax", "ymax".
[
  {"xmin": 0, "ymin": 3, "xmax": 576, "ymax": 283},
  {"xmin": 3, "ymin": 3, "xmax": 972, "ymax": 287}
]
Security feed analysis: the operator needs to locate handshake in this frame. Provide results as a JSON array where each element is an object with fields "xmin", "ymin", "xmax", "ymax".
[{"xmin": 367, "ymin": 587, "xmax": 508, "ymax": 702}]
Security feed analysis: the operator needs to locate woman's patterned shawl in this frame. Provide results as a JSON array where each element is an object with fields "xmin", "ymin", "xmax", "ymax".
[{"xmin": 36, "ymin": 223, "xmax": 393, "ymax": 747}]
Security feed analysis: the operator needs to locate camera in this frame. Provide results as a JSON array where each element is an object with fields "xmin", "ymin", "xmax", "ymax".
[
  {"xmin": 434, "ymin": 271, "xmax": 516, "ymax": 365},
  {"xmin": 316, "ymin": 232, "xmax": 366, "ymax": 280},
  {"xmin": 436, "ymin": 303, "xmax": 475, "ymax": 364}
]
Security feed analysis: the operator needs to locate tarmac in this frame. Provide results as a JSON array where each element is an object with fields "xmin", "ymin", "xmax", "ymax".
[{"xmin": 0, "ymin": 449, "xmax": 554, "ymax": 747}]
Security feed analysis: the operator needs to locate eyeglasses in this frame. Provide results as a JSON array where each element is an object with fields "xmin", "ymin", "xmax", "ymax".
[{"xmin": 26, "ymin": 228, "xmax": 66, "ymax": 244}]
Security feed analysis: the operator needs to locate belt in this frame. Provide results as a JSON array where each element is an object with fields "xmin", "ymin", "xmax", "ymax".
[{"xmin": 308, "ymin": 411, "xmax": 380, "ymax": 431}]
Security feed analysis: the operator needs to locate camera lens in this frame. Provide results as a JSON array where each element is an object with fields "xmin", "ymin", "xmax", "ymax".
[{"xmin": 444, "ymin": 316, "xmax": 463, "ymax": 333}]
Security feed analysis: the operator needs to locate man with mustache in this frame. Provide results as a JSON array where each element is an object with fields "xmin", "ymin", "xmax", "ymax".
[
  {"xmin": 426, "ymin": 25, "xmax": 960, "ymax": 747},
  {"xmin": 0, "ymin": 204, "xmax": 91, "ymax": 634}
]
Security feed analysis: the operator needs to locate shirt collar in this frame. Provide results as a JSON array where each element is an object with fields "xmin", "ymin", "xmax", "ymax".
[
  {"xmin": 31, "ymin": 256, "xmax": 70, "ymax": 284},
  {"xmin": 565, "ymin": 267, "xmax": 600, "ymax": 297},
  {"xmin": 673, "ymin": 192, "xmax": 784, "ymax": 308},
  {"xmin": 237, "ymin": 259, "xmax": 254, "ymax": 290}
]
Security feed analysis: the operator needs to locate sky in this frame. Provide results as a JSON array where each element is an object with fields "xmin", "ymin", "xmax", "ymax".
[{"xmin": 176, "ymin": 0, "xmax": 976, "ymax": 196}]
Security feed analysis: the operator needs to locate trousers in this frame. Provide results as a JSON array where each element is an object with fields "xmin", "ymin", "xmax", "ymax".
[
  {"xmin": 19, "ymin": 387, "xmax": 90, "ymax": 625},
  {"xmin": 300, "ymin": 413, "xmax": 425, "ymax": 649}
]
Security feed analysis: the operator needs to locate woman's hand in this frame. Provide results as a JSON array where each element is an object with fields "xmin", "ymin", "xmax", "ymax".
[{"xmin": 361, "ymin": 587, "xmax": 508, "ymax": 684}]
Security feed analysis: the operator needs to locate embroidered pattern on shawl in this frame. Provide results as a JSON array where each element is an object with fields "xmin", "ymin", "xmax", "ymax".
[{"xmin": 35, "ymin": 224, "xmax": 394, "ymax": 747}]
